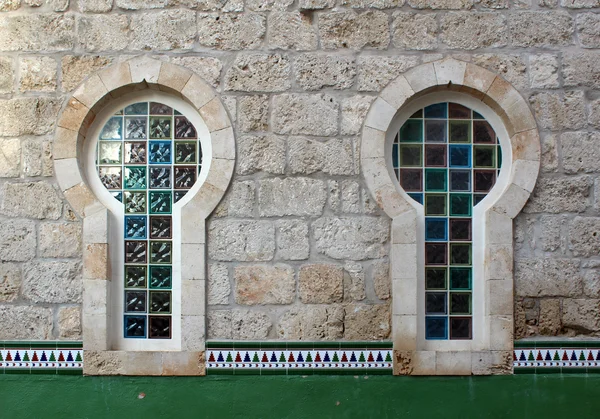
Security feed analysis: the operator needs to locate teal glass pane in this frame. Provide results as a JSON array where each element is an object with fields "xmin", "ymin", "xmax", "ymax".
[
  {"xmin": 399, "ymin": 119, "xmax": 423, "ymax": 142},
  {"xmin": 425, "ymin": 169, "xmax": 447, "ymax": 192}
]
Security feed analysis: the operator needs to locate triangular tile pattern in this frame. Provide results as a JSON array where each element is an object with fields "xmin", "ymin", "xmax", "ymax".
[
  {"xmin": 0, "ymin": 343, "xmax": 83, "ymax": 374},
  {"xmin": 206, "ymin": 343, "xmax": 393, "ymax": 375},
  {"xmin": 513, "ymin": 347, "xmax": 600, "ymax": 370}
]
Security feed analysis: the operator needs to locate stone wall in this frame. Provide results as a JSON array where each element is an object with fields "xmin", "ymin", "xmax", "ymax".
[{"xmin": 0, "ymin": 0, "xmax": 598, "ymax": 341}]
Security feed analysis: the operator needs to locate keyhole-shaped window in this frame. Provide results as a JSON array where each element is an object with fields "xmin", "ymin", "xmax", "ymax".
[
  {"xmin": 392, "ymin": 102, "xmax": 502, "ymax": 341},
  {"xmin": 95, "ymin": 100, "xmax": 203, "ymax": 341}
]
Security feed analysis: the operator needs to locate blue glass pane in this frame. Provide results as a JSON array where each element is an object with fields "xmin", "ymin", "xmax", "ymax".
[
  {"xmin": 449, "ymin": 145, "xmax": 471, "ymax": 168},
  {"xmin": 408, "ymin": 193, "xmax": 423, "ymax": 205},
  {"xmin": 426, "ymin": 316, "xmax": 447, "ymax": 339},
  {"xmin": 425, "ymin": 217, "xmax": 447, "ymax": 241},
  {"xmin": 424, "ymin": 103, "xmax": 447, "ymax": 119}
]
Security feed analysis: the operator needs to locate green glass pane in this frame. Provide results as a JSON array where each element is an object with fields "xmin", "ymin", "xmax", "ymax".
[
  {"xmin": 450, "ymin": 267, "xmax": 472, "ymax": 290},
  {"xmin": 425, "ymin": 194, "xmax": 447, "ymax": 216},
  {"xmin": 399, "ymin": 119, "xmax": 423, "ymax": 143},
  {"xmin": 450, "ymin": 243, "xmax": 472, "ymax": 265},
  {"xmin": 399, "ymin": 144, "xmax": 422, "ymax": 167},
  {"xmin": 124, "ymin": 166, "xmax": 147, "ymax": 190},
  {"xmin": 124, "ymin": 265, "xmax": 147, "ymax": 288},
  {"xmin": 124, "ymin": 191, "xmax": 147, "ymax": 214},
  {"xmin": 125, "ymin": 102, "xmax": 148, "ymax": 115},
  {"xmin": 449, "ymin": 121, "xmax": 471, "ymax": 143},
  {"xmin": 450, "ymin": 292, "xmax": 472, "ymax": 315},
  {"xmin": 149, "ymin": 191, "xmax": 172, "ymax": 214},
  {"xmin": 473, "ymin": 145, "xmax": 496, "ymax": 168},
  {"xmin": 426, "ymin": 268, "xmax": 447, "ymax": 290},
  {"xmin": 449, "ymin": 194, "xmax": 471, "ymax": 216},
  {"xmin": 425, "ymin": 169, "xmax": 447, "ymax": 192}
]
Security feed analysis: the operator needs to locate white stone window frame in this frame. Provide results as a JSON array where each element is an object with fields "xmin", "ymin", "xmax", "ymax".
[
  {"xmin": 52, "ymin": 57, "xmax": 235, "ymax": 376},
  {"xmin": 360, "ymin": 59, "xmax": 541, "ymax": 375}
]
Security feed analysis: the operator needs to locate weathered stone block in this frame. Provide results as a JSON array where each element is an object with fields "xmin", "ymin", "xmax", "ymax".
[
  {"xmin": 258, "ymin": 177, "xmax": 327, "ymax": 217},
  {"xmin": 0, "ymin": 220, "xmax": 36, "ymax": 262},
  {"xmin": 208, "ymin": 220, "xmax": 275, "ymax": 261},
  {"xmin": 0, "ymin": 98, "xmax": 61, "ymax": 136},
  {"xmin": 272, "ymin": 94, "xmax": 338, "ymax": 136},
  {"xmin": 61, "ymin": 55, "xmax": 112, "ymax": 92},
  {"xmin": 391, "ymin": 12, "xmax": 438, "ymax": 50},
  {"xmin": 208, "ymin": 263, "xmax": 230, "ymax": 305},
  {"xmin": 2, "ymin": 182, "xmax": 63, "ymax": 220},
  {"xmin": 58, "ymin": 306, "xmax": 82, "ymax": 339},
  {"xmin": 569, "ymin": 217, "xmax": 600, "ymax": 257},
  {"xmin": 130, "ymin": 10, "xmax": 196, "ymax": 51},
  {"xmin": 0, "ymin": 262, "xmax": 21, "ymax": 302},
  {"xmin": 0, "ymin": 57, "xmax": 13, "ymax": 94},
  {"xmin": 294, "ymin": 54, "xmax": 355, "ymax": 90},
  {"xmin": 237, "ymin": 135, "xmax": 285, "ymax": 175},
  {"xmin": 524, "ymin": 176, "xmax": 590, "ymax": 214},
  {"xmin": 287, "ymin": 137, "xmax": 355, "ymax": 175},
  {"xmin": 22, "ymin": 261, "xmax": 82, "ymax": 304},
  {"xmin": 577, "ymin": 13, "xmax": 600, "ymax": 48},
  {"xmin": 561, "ymin": 132, "xmax": 600, "ymax": 174},
  {"xmin": 341, "ymin": 95, "xmax": 374, "ymax": 135},
  {"xmin": 246, "ymin": 0, "xmax": 293, "ymax": 10},
  {"xmin": 538, "ymin": 299, "xmax": 561, "ymax": 335},
  {"xmin": 267, "ymin": 11, "xmax": 318, "ymax": 51},
  {"xmin": 562, "ymin": 52, "xmax": 600, "ymax": 89},
  {"xmin": 38, "ymin": 222, "xmax": 82, "ymax": 258},
  {"xmin": 276, "ymin": 220, "xmax": 309, "ymax": 260},
  {"xmin": 0, "ymin": 139, "xmax": 20, "ymax": 177},
  {"xmin": 278, "ymin": 305, "xmax": 344, "ymax": 340},
  {"xmin": 77, "ymin": 15, "xmax": 129, "ymax": 52},
  {"xmin": 344, "ymin": 303, "xmax": 390, "ymax": 340},
  {"xmin": 560, "ymin": 0, "xmax": 600, "ymax": 7},
  {"xmin": 197, "ymin": 13, "xmax": 266, "ymax": 50},
  {"xmin": 510, "ymin": 12, "xmax": 573, "ymax": 47},
  {"xmin": 299, "ymin": 0, "xmax": 335, "ymax": 9},
  {"xmin": 538, "ymin": 215, "xmax": 563, "ymax": 252},
  {"xmin": 515, "ymin": 259, "xmax": 582, "ymax": 297},
  {"xmin": 0, "ymin": 0, "xmax": 20, "ymax": 11},
  {"xmin": 372, "ymin": 258, "xmax": 390, "ymax": 300},
  {"xmin": 313, "ymin": 216, "xmax": 389, "ymax": 260},
  {"xmin": 170, "ymin": 56, "xmax": 222, "ymax": 88},
  {"xmin": 235, "ymin": 264, "xmax": 295, "ymax": 305},
  {"xmin": 116, "ymin": 0, "xmax": 166, "ymax": 8},
  {"xmin": 319, "ymin": 11, "xmax": 390, "ymax": 50},
  {"xmin": 299, "ymin": 264, "xmax": 344, "ymax": 303},
  {"xmin": 356, "ymin": 55, "xmax": 419, "ymax": 91},
  {"xmin": 408, "ymin": 0, "xmax": 472, "ymax": 7},
  {"xmin": 225, "ymin": 53, "xmax": 290, "ymax": 92},
  {"xmin": 562, "ymin": 299, "xmax": 600, "ymax": 333},
  {"xmin": 238, "ymin": 95, "xmax": 268, "ymax": 132},
  {"xmin": 341, "ymin": 0, "xmax": 403, "ymax": 5},
  {"xmin": 472, "ymin": 54, "xmax": 527, "ymax": 91},
  {"xmin": 207, "ymin": 309, "xmax": 272, "ymax": 339},
  {"xmin": 590, "ymin": 99, "xmax": 600, "ymax": 129},
  {"xmin": 0, "ymin": 306, "xmax": 53, "ymax": 340},
  {"xmin": 529, "ymin": 91, "xmax": 586, "ymax": 132},
  {"xmin": 584, "ymin": 270, "xmax": 600, "ymax": 298},
  {"xmin": 216, "ymin": 180, "xmax": 255, "ymax": 218},
  {"xmin": 78, "ymin": 0, "xmax": 112, "ymax": 12},
  {"xmin": 19, "ymin": 56, "xmax": 57, "ymax": 92},
  {"xmin": 344, "ymin": 262, "xmax": 366, "ymax": 301},
  {"xmin": 0, "ymin": 14, "xmax": 74, "ymax": 52},
  {"xmin": 440, "ymin": 13, "xmax": 507, "ymax": 50},
  {"xmin": 529, "ymin": 54, "xmax": 559, "ymax": 89}
]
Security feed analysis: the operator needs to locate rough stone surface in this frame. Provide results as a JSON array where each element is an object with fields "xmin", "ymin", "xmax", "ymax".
[
  {"xmin": 272, "ymin": 94, "xmax": 338, "ymax": 136},
  {"xmin": 344, "ymin": 303, "xmax": 391, "ymax": 340},
  {"xmin": 472, "ymin": 54, "xmax": 527, "ymax": 91},
  {"xmin": 258, "ymin": 177, "xmax": 327, "ymax": 217},
  {"xmin": 78, "ymin": 0, "xmax": 112, "ymax": 12},
  {"xmin": 530, "ymin": 91, "xmax": 586, "ymax": 132},
  {"xmin": 0, "ymin": 98, "xmax": 61, "ymax": 136},
  {"xmin": 287, "ymin": 137, "xmax": 355, "ymax": 175},
  {"xmin": 208, "ymin": 263, "xmax": 230, "ymax": 305},
  {"xmin": 515, "ymin": 259, "xmax": 582, "ymax": 297},
  {"xmin": 225, "ymin": 54, "xmax": 291, "ymax": 92},
  {"xmin": 267, "ymin": 11, "xmax": 318, "ymax": 51},
  {"xmin": 510, "ymin": 12, "xmax": 573, "ymax": 47},
  {"xmin": 561, "ymin": 132, "xmax": 600, "ymax": 174},
  {"xmin": 238, "ymin": 95, "xmax": 268, "ymax": 132},
  {"xmin": 38, "ymin": 222, "xmax": 82, "ymax": 258},
  {"xmin": 61, "ymin": 55, "xmax": 112, "ymax": 91},
  {"xmin": 341, "ymin": 95, "xmax": 374, "ymax": 135},
  {"xmin": 562, "ymin": 52, "xmax": 600, "ymax": 89},
  {"xmin": 208, "ymin": 309, "xmax": 272, "ymax": 339},
  {"xmin": 2, "ymin": 182, "xmax": 63, "ymax": 220},
  {"xmin": 530, "ymin": 54, "xmax": 560, "ymax": 89},
  {"xmin": 538, "ymin": 299, "xmax": 561, "ymax": 336},
  {"xmin": 372, "ymin": 259, "xmax": 390, "ymax": 300},
  {"xmin": 391, "ymin": 12, "xmax": 438, "ymax": 50},
  {"xmin": 246, "ymin": 0, "xmax": 294, "ymax": 11},
  {"xmin": 58, "ymin": 306, "xmax": 82, "ymax": 339},
  {"xmin": 77, "ymin": 15, "xmax": 130, "ymax": 52},
  {"xmin": 0, "ymin": 306, "xmax": 53, "ymax": 340},
  {"xmin": 215, "ymin": 181, "xmax": 255, "ymax": 218},
  {"xmin": 440, "ymin": 13, "xmax": 507, "ymax": 50},
  {"xmin": 275, "ymin": 220, "xmax": 309, "ymax": 260},
  {"xmin": 19, "ymin": 56, "xmax": 57, "ymax": 92},
  {"xmin": 298, "ymin": 264, "xmax": 344, "ymax": 304},
  {"xmin": 0, "ymin": 220, "xmax": 36, "ymax": 262},
  {"xmin": 0, "ymin": 14, "xmax": 74, "ymax": 52},
  {"xmin": 577, "ymin": 13, "xmax": 600, "ymax": 48},
  {"xmin": 237, "ymin": 135, "xmax": 285, "ymax": 175},
  {"xmin": 524, "ymin": 176, "xmax": 591, "ymax": 214},
  {"xmin": 208, "ymin": 220, "xmax": 275, "ymax": 261},
  {"xmin": 22, "ymin": 261, "xmax": 82, "ymax": 304},
  {"xmin": 197, "ymin": 13, "xmax": 266, "ymax": 50},
  {"xmin": 130, "ymin": 10, "xmax": 196, "ymax": 51},
  {"xmin": 562, "ymin": 299, "xmax": 600, "ymax": 334},
  {"xmin": 356, "ymin": 55, "xmax": 419, "ymax": 91},
  {"xmin": 278, "ymin": 305, "xmax": 344, "ymax": 340},
  {"xmin": 0, "ymin": 57, "xmax": 13, "ymax": 94},
  {"xmin": 294, "ymin": 54, "xmax": 355, "ymax": 90},
  {"xmin": 569, "ymin": 217, "xmax": 600, "ymax": 257},
  {"xmin": 319, "ymin": 11, "xmax": 390, "ymax": 50},
  {"xmin": 234, "ymin": 264, "xmax": 295, "ymax": 305},
  {"xmin": 0, "ymin": 262, "xmax": 21, "ymax": 302},
  {"xmin": 313, "ymin": 217, "xmax": 389, "ymax": 260},
  {"xmin": 0, "ymin": 138, "xmax": 21, "ymax": 177},
  {"xmin": 344, "ymin": 262, "xmax": 366, "ymax": 301},
  {"xmin": 170, "ymin": 56, "xmax": 222, "ymax": 87}
]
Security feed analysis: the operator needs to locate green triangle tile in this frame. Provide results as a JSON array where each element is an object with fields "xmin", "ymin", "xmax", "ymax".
[
  {"xmin": 252, "ymin": 352, "xmax": 259, "ymax": 363},
  {"xmin": 385, "ymin": 352, "xmax": 392, "ymax": 362},
  {"xmin": 225, "ymin": 352, "xmax": 233, "ymax": 363},
  {"xmin": 278, "ymin": 353, "xmax": 286, "ymax": 363},
  {"xmin": 49, "ymin": 352, "xmax": 57, "ymax": 362},
  {"xmin": 332, "ymin": 353, "xmax": 339, "ymax": 362},
  {"xmin": 359, "ymin": 352, "xmax": 366, "ymax": 362},
  {"xmin": 75, "ymin": 352, "xmax": 82, "ymax": 362},
  {"xmin": 23, "ymin": 351, "xmax": 30, "ymax": 362},
  {"xmin": 527, "ymin": 352, "xmax": 534, "ymax": 361},
  {"xmin": 305, "ymin": 353, "xmax": 313, "ymax": 362}
]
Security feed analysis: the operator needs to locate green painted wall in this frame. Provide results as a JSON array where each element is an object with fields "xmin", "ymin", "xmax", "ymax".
[{"xmin": 1, "ymin": 375, "xmax": 598, "ymax": 418}]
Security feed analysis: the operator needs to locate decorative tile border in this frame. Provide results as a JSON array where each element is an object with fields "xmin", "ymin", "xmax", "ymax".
[
  {"xmin": 513, "ymin": 342, "xmax": 600, "ymax": 373},
  {"xmin": 0, "ymin": 342, "xmax": 83, "ymax": 375},
  {"xmin": 206, "ymin": 342, "xmax": 393, "ymax": 375}
]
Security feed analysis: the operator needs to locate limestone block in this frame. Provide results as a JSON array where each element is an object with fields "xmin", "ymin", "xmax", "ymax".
[
  {"xmin": 488, "ymin": 279, "xmax": 513, "ymax": 316},
  {"xmin": 78, "ymin": 0, "xmax": 112, "ymax": 11},
  {"xmin": 515, "ymin": 258, "xmax": 582, "ymax": 297},
  {"xmin": 267, "ymin": 11, "xmax": 318, "ymax": 51},
  {"xmin": 294, "ymin": 54, "xmax": 355, "ymax": 90},
  {"xmin": 341, "ymin": 95, "xmax": 374, "ymax": 135},
  {"xmin": 181, "ymin": 243, "xmax": 205, "ymax": 280},
  {"xmin": 561, "ymin": 132, "xmax": 600, "ymax": 174},
  {"xmin": 511, "ymin": 129, "xmax": 540, "ymax": 162},
  {"xmin": 319, "ymin": 11, "xmax": 390, "ymax": 50},
  {"xmin": 510, "ymin": 12, "xmax": 573, "ymax": 47},
  {"xmin": 537, "ymin": 214, "xmax": 563, "ymax": 252},
  {"xmin": 404, "ymin": 62, "xmax": 437, "ymax": 94},
  {"xmin": 487, "ymin": 210, "xmax": 512, "ymax": 245},
  {"xmin": 209, "ymin": 309, "xmax": 272, "ymax": 339},
  {"xmin": 181, "ymin": 279, "xmax": 205, "ymax": 316},
  {"xmin": 211, "ymin": 127, "xmax": 235, "ymax": 161},
  {"xmin": 170, "ymin": 56, "xmax": 221, "ymax": 88},
  {"xmin": 538, "ymin": 299, "xmax": 561, "ymax": 335},
  {"xmin": 298, "ymin": 264, "xmax": 344, "ymax": 304},
  {"xmin": 225, "ymin": 53, "xmax": 290, "ymax": 92},
  {"xmin": 237, "ymin": 134, "xmax": 285, "ymax": 175},
  {"xmin": 22, "ymin": 261, "xmax": 82, "ymax": 304},
  {"xmin": 197, "ymin": 13, "xmax": 266, "ymax": 50},
  {"xmin": 179, "ymin": 315, "xmax": 205, "ymax": 351},
  {"xmin": 276, "ymin": 219, "xmax": 309, "ymax": 260},
  {"xmin": 408, "ymin": 0, "xmax": 472, "ymax": 7},
  {"xmin": 83, "ymin": 243, "xmax": 109, "ymax": 280},
  {"xmin": 208, "ymin": 220, "xmax": 275, "ymax": 261},
  {"xmin": 361, "ymin": 127, "xmax": 386, "ymax": 160},
  {"xmin": 61, "ymin": 55, "xmax": 112, "ymax": 92},
  {"xmin": 340, "ymin": 0, "xmax": 403, "ymax": 5},
  {"xmin": 116, "ymin": 0, "xmax": 166, "ymax": 8},
  {"xmin": 434, "ymin": 59, "xmax": 466, "ymax": 86},
  {"xmin": 0, "ymin": 139, "xmax": 20, "ymax": 177},
  {"xmin": 392, "ymin": 314, "xmax": 417, "ymax": 350},
  {"xmin": 329, "ymin": 180, "xmax": 341, "ymax": 212},
  {"xmin": 569, "ymin": 217, "xmax": 600, "ymax": 257},
  {"xmin": 77, "ymin": 15, "xmax": 129, "ymax": 52},
  {"xmin": 472, "ymin": 54, "xmax": 527, "ymax": 92},
  {"xmin": 313, "ymin": 216, "xmax": 389, "ymax": 260},
  {"xmin": 344, "ymin": 303, "xmax": 390, "ymax": 340},
  {"xmin": 18, "ymin": 56, "xmax": 56, "ymax": 92},
  {"xmin": 436, "ymin": 351, "xmax": 472, "ymax": 375},
  {"xmin": 584, "ymin": 270, "xmax": 600, "ymax": 298},
  {"xmin": 238, "ymin": 95, "xmax": 268, "ymax": 132},
  {"xmin": 0, "ymin": 306, "xmax": 53, "ymax": 340},
  {"xmin": 83, "ymin": 351, "xmax": 124, "ymax": 375},
  {"xmin": 38, "ymin": 222, "xmax": 82, "ymax": 258},
  {"xmin": 529, "ymin": 54, "xmax": 559, "ymax": 89},
  {"xmin": 577, "ymin": 13, "xmax": 600, "ymax": 48},
  {"xmin": 560, "ymin": 0, "xmax": 600, "ymax": 7},
  {"xmin": 463, "ymin": 62, "xmax": 496, "ymax": 95},
  {"xmin": 524, "ymin": 176, "xmax": 591, "ymax": 214},
  {"xmin": 0, "ymin": 57, "xmax": 13, "ymax": 94},
  {"xmin": 181, "ymin": 74, "xmax": 215, "ymax": 110},
  {"xmin": 199, "ymin": 97, "xmax": 231, "ymax": 132},
  {"xmin": 272, "ymin": 94, "xmax": 338, "ymax": 136},
  {"xmin": 287, "ymin": 137, "xmax": 354, "ymax": 175},
  {"xmin": 299, "ymin": 0, "xmax": 335, "ymax": 9},
  {"xmin": 341, "ymin": 180, "xmax": 360, "ymax": 214},
  {"xmin": 0, "ymin": 262, "xmax": 21, "ymax": 302},
  {"xmin": 246, "ymin": 0, "xmax": 293, "ymax": 10},
  {"xmin": 58, "ymin": 306, "xmax": 82, "ymax": 339},
  {"xmin": 162, "ymin": 351, "xmax": 205, "ymax": 376},
  {"xmin": 562, "ymin": 299, "xmax": 600, "ymax": 333},
  {"xmin": 562, "ymin": 52, "xmax": 600, "ymax": 89},
  {"xmin": 2, "ymin": 182, "xmax": 62, "ymax": 220},
  {"xmin": 216, "ymin": 180, "xmax": 255, "ymax": 218},
  {"xmin": 207, "ymin": 310, "xmax": 231, "ymax": 338},
  {"xmin": 590, "ymin": 99, "xmax": 600, "ymax": 129},
  {"xmin": 208, "ymin": 263, "xmax": 230, "ymax": 305},
  {"xmin": 0, "ymin": 0, "xmax": 20, "ymax": 10},
  {"xmin": 365, "ymin": 97, "xmax": 396, "ymax": 132},
  {"xmin": 0, "ymin": 14, "xmax": 74, "ymax": 52},
  {"xmin": 440, "ymin": 13, "xmax": 507, "ymax": 50},
  {"xmin": 372, "ymin": 258, "xmax": 390, "ymax": 300},
  {"xmin": 83, "ymin": 279, "xmax": 108, "ymax": 316},
  {"xmin": 0, "ymin": 97, "xmax": 61, "ymax": 136},
  {"xmin": 130, "ymin": 10, "xmax": 196, "ymax": 51},
  {"xmin": 343, "ymin": 262, "xmax": 366, "ymax": 301},
  {"xmin": 235, "ymin": 264, "xmax": 295, "ymax": 305},
  {"xmin": 259, "ymin": 177, "xmax": 327, "ymax": 217},
  {"xmin": 356, "ymin": 55, "xmax": 419, "ymax": 92},
  {"xmin": 391, "ymin": 245, "xmax": 417, "ymax": 280},
  {"xmin": 391, "ymin": 12, "xmax": 437, "ymax": 50},
  {"xmin": 277, "ymin": 305, "xmax": 344, "ymax": 340},
  {"xmin": 98, "ymin": 61, "xmax": 131, "ymax": 94}
]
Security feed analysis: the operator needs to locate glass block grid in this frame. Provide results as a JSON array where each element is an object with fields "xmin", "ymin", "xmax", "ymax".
[
  {"xmin": 392, "ymin": 102, "xmax": 502, "ymax": 341},
  {"xmin": 96, "ymin": 102, "xmax": 202, "ymax": 340}
]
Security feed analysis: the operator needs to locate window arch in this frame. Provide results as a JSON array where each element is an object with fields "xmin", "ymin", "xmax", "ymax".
[{"xmin": 360, "ymin": 59, "xmax": 540, "ymax": 375}]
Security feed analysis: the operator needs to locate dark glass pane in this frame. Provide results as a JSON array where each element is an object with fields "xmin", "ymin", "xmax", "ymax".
[
  {"xmin": 425, "ymin": 144, "xmax": 446, "ymax": 167},
  {"xmin": 124, "ymin": 142, "xmax": 147, "ymax": 164},
  {"xmin": 474, "ymin": 146, "xmax": 495, "ymax": 168},
  {"xmin": 150, "ymin": 291, "xmax": 171, "ymax": 314},
  {"xmin": 425, "ymin": 120, "xmax": 447, "ymax": 143},
  {"xmin": 408, "ymin": 193, "xmax": 423, "ymax": 205},
  {"xmin": 400, "ymin": 169, "xmax": 423, "ymax": 192},
  {"xmin": 150, "ymin": 102, "xmax": 173, "ymax": 115},
  {"xmin": 124, "ymin": 102, "xmax": 148, "ymax": 115},
  {"xmin": 425, "ymin": 217, "xmax": 447, "ymax": 241},
  {"xmin": 125, "ymin": 240, "xmax": 147, "ymax": 264},
  {"xmin": 425, "ymin": 194, "xmax": 446, "ymax": 216},
  {"xmin": 450, "ymin": 267, "xmax": 471, "ymax": 290},
  {"xmin": 150, "ymin": 216, "xmax": 172, "ymax": 239},
  {"xmin": 449, "ymin": 170, "xmax": 470, "ymax": 192},
  {"xmin": 150, "ymin": 241, "xmax": 172, "ymax": 264},
  {"xmin": 449, "ymin": 219, "xmax": 471, "ymax": 241},
  {"xmin": 450, "ymin": 292, "xmax": 471, "ymax": 314},
  {"xmin": 400, "ymin": 119, "xmax": 423, "ymax": 142},
  {"xmin": 125, "ymin": 215, "xmax": 147, "ymax": 240},
  {"xmin": 497, "ymin": 145, "xmax": 502, "ymax": 167},
  {"xmin": 149, "ymin": 117, "xmax": 172, "ymax": 139},
  {"xmin": 449, "ymin": 103, "xmax": 471, "ymax": 119},
  {"xmin": 425, "ymin": 169, "xmax": 447, "ymax": 192},
  {"xmin": 450, "ymin": 243, "xmax": 471, "ymax": 265},
  {"xmin": 449, "ymin": 194, "xmax": 471, "ymax": 216},
  {"xmin": 473, "ymin": 194, "xmax": 487, "ymax": 206},
  {"xmin": 400, "ymin": 144, "xmax": 422, "ymax": 167},
  {"xmin": 174, "ymin": 116, "xmax": 197, "ymax": 139},
  {"xmin": 174, "ymin": 191, "xmax": 187, "ymax": 203},
  {"xmin": 124, "ymin": 315, "xmax": 146, "ymax": 338},
  {"xmin": 424, "ymin": 103, "xmax": 447, "ymax": 119},
  {"xmin": 473, "ymin": 111, "xmax": 484, "ymax": 120},
  {"xmin": 474, "ymin": 170, "xmax": 496, "ymax": 192},
  {"xmin": 149, "ymin": 316, "xmax": 171, "ymax": 339},
  {"xmin": 426, "ymin": 292, "xmax": 447, "ymax": 314},
  {"xmin": 125, "ymin": 117, "xmax": 147, "ymax": 140},
  {"xmin": 473, "ymin": 120, "xmax": 495, "ymax": 144},
  {"xmin": 449, "ymin": 121, "xmax": 470, "ymax": 143},
  {"xmin": 125, "ymin": 265, "xmax": 146, "ymax": 288},
  {"xmin": 449, "ymin": 145, "xmax": 471, "ymax": 168},
  {"xmin": 426, "ymin": 317, "xmax": 447, "ymax": 339},
  {"xmin": 174, "ymin": 166, "xmax": 197, "ymax": 189},
  {"xmin": 150, "ymin": 266, "xmax": 172, "ymax": 289},
  {"xmin": 125, "ymin": 290, "xmax": 146, "ymax": 313},
  {"xmin": 148, "ymin": 141, "xmax": 172, "ymax": 164},
  {"xmin": 425, "ymin": 243, "xmax": 447, "ymax": 265},
  {"xmin": 426, "ymin": 268, "xmax": 447, "ymax": 290},
  {"xmin": 149, "ymin": 166, "xmax": 172, "ymax": 189},
  {"xmin": 174, "ymin": 141, "xmax": 198, "ymax": 165},
  {"xmin": 392, "ymin": 143, "xmax": 399, "ymax": 168},
  {"xmin": 450, "ymin": 317, "xmax": 472, "ymax": 339},
  {"xmin": 111, "ymin": 191, "xmax": 122, "ymax": 202},
  {"xmin": 410, "ymin": 109, "xmax": 423, "ymax": 118},
  {"xmin": 124, "ymin": 191, "xmax": 146, "ymax": 214},
  {"xmin": 149, "ymin": 191, "xmax": 172, "ymax": 214}
]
